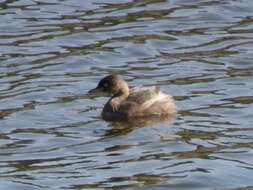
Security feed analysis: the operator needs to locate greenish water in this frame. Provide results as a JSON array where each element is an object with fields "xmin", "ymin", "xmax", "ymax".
[{"xmin": 0, "ymin": 0, "xmax": 253, "ymax": 189}]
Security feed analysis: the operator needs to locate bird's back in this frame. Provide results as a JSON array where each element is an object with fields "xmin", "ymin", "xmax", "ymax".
[
  {"xmin": 127, "ymin": 86, "xmax": 160, "ymax": 104},
  {"xmin": 123, "ymin": 86, "xmax": 176, "ymax": 117}
]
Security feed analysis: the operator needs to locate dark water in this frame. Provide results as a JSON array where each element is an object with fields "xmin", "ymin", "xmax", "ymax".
[{"xmin": 0, "ymin": 0, "xmax": 253, "ymax": 189}]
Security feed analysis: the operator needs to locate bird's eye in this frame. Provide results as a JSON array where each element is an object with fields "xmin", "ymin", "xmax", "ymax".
[{"xmin": 103, "ymin": 83, "xmax": 108, "ymax": 88}]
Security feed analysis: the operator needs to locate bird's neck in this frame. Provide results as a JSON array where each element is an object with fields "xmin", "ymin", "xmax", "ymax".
[{"xmin": 110, "ymin": 80, "xmax": 129, "ymax": 109}]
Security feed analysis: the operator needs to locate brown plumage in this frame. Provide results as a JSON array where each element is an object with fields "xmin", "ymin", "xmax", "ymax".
[{"xmin": 89, "ymin": 74, "xmax": 176, "ymax": 121}]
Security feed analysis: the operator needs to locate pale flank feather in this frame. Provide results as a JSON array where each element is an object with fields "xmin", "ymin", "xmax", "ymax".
[{"xmin": 141, "ymin": 91, "xmax": 175, "ymax": 111}]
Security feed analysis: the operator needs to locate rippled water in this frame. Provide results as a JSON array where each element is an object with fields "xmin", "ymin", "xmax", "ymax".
[{"xmin": 1, "ymin": 0, "xmax": 253, "ymax": 189}]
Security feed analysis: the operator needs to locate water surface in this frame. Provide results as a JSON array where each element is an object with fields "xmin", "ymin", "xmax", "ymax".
[{"xmin": 0, "ymin": 0, "xmax": 253, "ymax": 189}]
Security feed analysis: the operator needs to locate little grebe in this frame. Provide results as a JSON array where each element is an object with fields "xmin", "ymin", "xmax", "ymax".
[{"xmin": 89, "ymin": 74, "xmax": 176, "ymax": 120}]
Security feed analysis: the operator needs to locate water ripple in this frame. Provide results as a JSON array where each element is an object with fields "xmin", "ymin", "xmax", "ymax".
[{"xmin": 0, "ymin": 0, "xmax": 253, "ymax": 189}]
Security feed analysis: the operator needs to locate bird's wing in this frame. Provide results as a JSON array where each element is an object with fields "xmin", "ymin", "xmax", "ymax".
[{"xmin": 128, "ymin": 86, "xmax": 160, "ymax": 104}]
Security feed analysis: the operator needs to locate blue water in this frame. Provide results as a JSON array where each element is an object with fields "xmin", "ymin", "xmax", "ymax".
[{"xmin": 0, "ymin": 0, "xmax": 253, "ymax": 189}]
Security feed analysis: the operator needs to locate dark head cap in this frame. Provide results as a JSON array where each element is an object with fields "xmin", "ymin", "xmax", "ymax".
[{"xmin": 89, "ymin": 74, "xmax": 121, "ymax": 94}]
